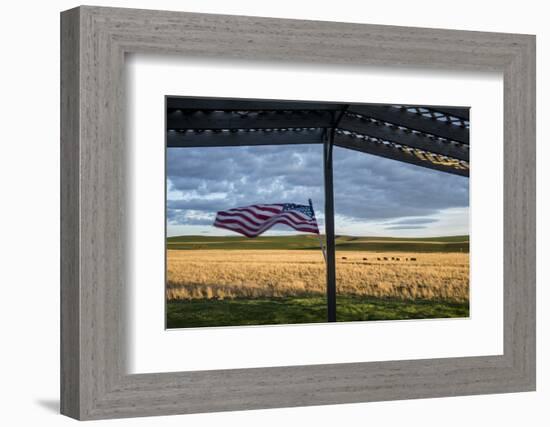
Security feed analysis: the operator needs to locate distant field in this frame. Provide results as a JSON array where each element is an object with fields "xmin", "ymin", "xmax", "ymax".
[
  {"xmin": 166, "ymin": 234, "xmax": 469, "ymax": 253},
  {"xmin": 166, "ymin": 236, "xmax": 469, "ymax": 328}
]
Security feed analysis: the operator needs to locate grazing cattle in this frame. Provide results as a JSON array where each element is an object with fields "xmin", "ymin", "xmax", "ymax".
[
  {"xmin": 377, "ymin": 257, "xmax": 381, "ymax": 261},
  {"xmin": 396, "ymin": 257, "xmax": 400, "ymax": 261},
  {"xmin": 342, "ymin": 257, "xmax": 347, "ymax": 260},
  {"xmin": 405, "ymin": 258, "xmax": 409, "ymax": 261},
  {"xmin": 410, "ymin": 257, "xmax": 417, "ymax": 261},
  {"xmin": 363, "ymin": 257, "xmax": 368, "ymax": 261},
  {"xmin": 391, "ymin": 257, "xmax": 395, "ymax": 260},
  {"xmin": 383, "ymin": 257, "xmax": 388, "ymax": 261}
]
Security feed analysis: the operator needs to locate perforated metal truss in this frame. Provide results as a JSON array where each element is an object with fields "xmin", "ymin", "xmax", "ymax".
[{"xmin": 166, "ymin": 98, "xmax": 470, "ymax": 177}]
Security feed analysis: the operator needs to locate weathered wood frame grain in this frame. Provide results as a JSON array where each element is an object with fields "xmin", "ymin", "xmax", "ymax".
[{"xmin": 60, "ymin": 5, "xmax": 536, "ymax": 420}]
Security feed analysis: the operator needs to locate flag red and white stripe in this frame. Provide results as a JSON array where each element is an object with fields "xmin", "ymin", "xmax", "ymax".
[{"xmin": 213, "ymin": 203, "xmax": 319, "ymax": 238}]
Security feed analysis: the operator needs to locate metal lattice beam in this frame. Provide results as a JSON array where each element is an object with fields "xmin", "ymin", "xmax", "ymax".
[
  {"xmin": 165, "ymin": 98, "xmax": 470, "ymax": 177},
  {"xmin": 426, "ymin": 106, "xmax": 470, "ymax": 122},
  {"xmin": 339, "ymin": 112, "xmax": 469, "ymax": 161},
  {"xmin": 167, "ymin": 97, "xmax": 346, "ymax": 111},
  {"xmin": 167, "ymin": 109, "xmax": 333, "ymax": 130},
  {"xmin": 167, "ymin": 128, "xmax": 325, "ymax": 147},
  {"xmin": 348, "ymin": 105, "xmax": 470, "ymax": 144},
  {"xmin": 334, "ymin": 131, "xmax": 469, "ymax": 177}
]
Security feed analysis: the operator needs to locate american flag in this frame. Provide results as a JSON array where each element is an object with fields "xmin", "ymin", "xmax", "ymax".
[{"xmin": 213, "ymin": 203, "xmax": 320, "ymax": 238}]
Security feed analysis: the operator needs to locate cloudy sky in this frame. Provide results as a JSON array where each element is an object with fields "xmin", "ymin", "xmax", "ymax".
[{"xmin": 167, "ymin": 144, "xmax": 469, "ymax": 237}]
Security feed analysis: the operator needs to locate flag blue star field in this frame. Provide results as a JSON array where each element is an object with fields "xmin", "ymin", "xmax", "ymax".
[{"xmin": 213, "ymin": 203, "xmax": 320, "ymax": 237}]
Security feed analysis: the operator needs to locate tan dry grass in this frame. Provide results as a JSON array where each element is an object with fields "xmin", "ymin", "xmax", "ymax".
[{"xmin": 166, "ymin": 249, "xmax": 469, "ymax": 303}]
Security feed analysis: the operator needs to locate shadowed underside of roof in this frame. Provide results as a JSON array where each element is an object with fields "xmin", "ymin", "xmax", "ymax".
[{"xmin": 166, "ymin": 97, "xmax": 470, "ymax": 177}]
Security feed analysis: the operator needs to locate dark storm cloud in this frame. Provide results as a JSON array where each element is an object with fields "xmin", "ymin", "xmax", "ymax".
[
  {"xmin": 166, "ymin": 145, "xmax": 325, "ymax": 226},
  {"xmin": 166, "ymin": 144, "xmax": 468, "ymax": 226},
  {"xmin": 332, "ymin": 148, "xmax": 469, "ymax": 222}
]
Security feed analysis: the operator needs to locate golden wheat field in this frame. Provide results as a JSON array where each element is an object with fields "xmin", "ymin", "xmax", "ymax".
[{"xmin": 166, "ymin": 249, "xmax": 469, "ymax": 303}]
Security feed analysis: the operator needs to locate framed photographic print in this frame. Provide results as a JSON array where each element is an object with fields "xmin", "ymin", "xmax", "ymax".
[
  {"xmin": 61, "ymin": 5, "xmax": 536, "ymax": 420},
  {"xmin": 163, "ymin": 96, "xmax": 471, "ymax": 329}
]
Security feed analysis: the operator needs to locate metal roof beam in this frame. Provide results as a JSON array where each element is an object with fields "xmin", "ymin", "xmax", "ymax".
[
  {"xmin": 339, "ymin": 114, "xmax": 469, "ymax": 161},
  {"xmin": 167, "ymin": 97, "xmax": 346, "ymax": 111},
  {"xmin": 348, "ymin": 105, "xmax": 469, "ymax": 144},
  {"xmin": 427, "ymin": 106, "xmax": 470, "ymax": 121},
  {"xmin": 334, "ymin": 133, "xmax": 469, "ymax": 177},
  {"xmin": 167, "ymin": 128, "xmax": 325, "ymax": 147},
  {"xmin": 167, "ymin": 109, "xmax": 333, "ymax": 130}
]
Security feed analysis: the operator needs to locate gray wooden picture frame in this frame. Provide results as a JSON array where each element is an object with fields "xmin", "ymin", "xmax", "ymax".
[{"xmin": 60, "ymin": 5, "xmax": 536, "ymax": 420}]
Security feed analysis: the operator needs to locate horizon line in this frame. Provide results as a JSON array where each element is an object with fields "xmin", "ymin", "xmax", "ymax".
[{"xmin": 167, "ymin": 233, "xmax": 470, "ymax": 239}]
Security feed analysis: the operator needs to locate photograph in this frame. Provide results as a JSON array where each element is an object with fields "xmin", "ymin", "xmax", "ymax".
[{"xmin": 165, "ymin": 97, "xmax": 470, "ymax": 329}]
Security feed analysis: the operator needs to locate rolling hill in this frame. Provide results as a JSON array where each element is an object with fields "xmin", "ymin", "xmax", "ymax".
[{"xmin": 166, "ymin": 234, "xmax": 469, "ymax": 253}]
